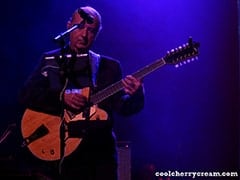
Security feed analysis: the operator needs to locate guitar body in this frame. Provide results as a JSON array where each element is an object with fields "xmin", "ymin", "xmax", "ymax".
[{"xmin": 21, "ymin": 106, "xmax": 108, "ymax": 161}]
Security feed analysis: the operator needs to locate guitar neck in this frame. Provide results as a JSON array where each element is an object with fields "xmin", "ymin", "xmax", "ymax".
[
  {"xmin": 90, "ymin": 58, "xmax": 166, "ymax": 104},
  {"xmin": 90, "ymin": 37, "xmax": 200, "ymax": 105}
]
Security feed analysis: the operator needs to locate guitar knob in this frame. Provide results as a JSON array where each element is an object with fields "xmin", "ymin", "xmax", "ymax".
[
  {"xmin": 42, "ymin": 149, "xmax": 45, "ymax": 154},
  {"xmin": 50, "ymin": 149, "xmax": 55, "ymax": 155}
]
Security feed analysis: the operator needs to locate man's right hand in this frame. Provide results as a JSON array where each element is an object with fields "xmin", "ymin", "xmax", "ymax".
[{"xmin": 64, "ymin": 92, "xmax": 88, "ymax": 113}]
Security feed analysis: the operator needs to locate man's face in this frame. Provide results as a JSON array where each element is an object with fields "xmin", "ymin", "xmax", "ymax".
[{"xmin": 69, "ymin": 12, "xmax": 99, "ymax": 53}]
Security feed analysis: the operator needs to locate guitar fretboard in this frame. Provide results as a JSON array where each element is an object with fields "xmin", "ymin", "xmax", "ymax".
[{"xmin": 90, "ymin": 58, "xmax": 166, "ymax": 104}]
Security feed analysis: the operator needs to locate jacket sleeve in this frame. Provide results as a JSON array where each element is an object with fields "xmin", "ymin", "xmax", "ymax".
[
  {"xmin": 110, "ymin": 61, "xmax": 145, "ymax": 116},
  {"xmin": 117, "ymin": 86, "xmax": 145, "ymax": 116},
  {"xmin": 18, "ymin": 56, "xmax": 63, "ymax": 115}
]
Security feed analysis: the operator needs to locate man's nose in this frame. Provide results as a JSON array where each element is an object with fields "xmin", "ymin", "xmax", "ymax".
[{"xmin": 81, "ymin": 27, "xmax": 88, "ymax": 37}]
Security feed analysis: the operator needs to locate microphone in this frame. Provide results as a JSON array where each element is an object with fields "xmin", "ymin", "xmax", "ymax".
[
  {"xmin": 54, "ymin": 24, "xmax": 83, "ymax": 42},
  {"xmin": 78, "ymin": 9, "xmax": 94, "ymax": 24}
]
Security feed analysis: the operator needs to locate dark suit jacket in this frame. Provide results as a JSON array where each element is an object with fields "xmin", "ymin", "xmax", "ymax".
[{"xmin": 19, "ymin": 47, "xmax": 144, "ymax": 163}]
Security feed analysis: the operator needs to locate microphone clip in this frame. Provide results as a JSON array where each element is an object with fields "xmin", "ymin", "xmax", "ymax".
[{"xmin": 78, "ymin": 9, "xmax": 94, "ymax": 24}]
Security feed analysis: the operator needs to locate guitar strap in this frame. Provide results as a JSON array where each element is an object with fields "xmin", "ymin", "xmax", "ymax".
[{"xmin": 89, "ymin": 50, "xmax": 101, "ymax": 88}]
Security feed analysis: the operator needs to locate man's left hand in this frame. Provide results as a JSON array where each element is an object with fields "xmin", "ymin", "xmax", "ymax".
[{"xmin": 122, "ymin": 75, "xmax": 142, "ymax": 95}]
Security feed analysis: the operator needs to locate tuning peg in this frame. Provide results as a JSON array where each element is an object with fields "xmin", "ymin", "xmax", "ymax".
[
  {"xmin": 190, "ymin": 57, "xmax": 198, "ymax": 62},
  {"xmin": 188, "ymin": 36, "xmax": 193, "ymax": 45},
  {"xmin": 175, "ymin": 64, "xmax": 179, "ymax": 68},
  {"xmin": 178, "ymin": 46, "xmax": 182, "ymax": 51},
  {"xmin": 175, "ymin": 62, "xmax": 183, "ymax": 68}
]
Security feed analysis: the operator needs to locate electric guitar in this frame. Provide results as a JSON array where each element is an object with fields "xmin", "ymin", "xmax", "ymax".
[{"xmin": 21, "ymin": 37, "xmax": 200, "ymax": 161}]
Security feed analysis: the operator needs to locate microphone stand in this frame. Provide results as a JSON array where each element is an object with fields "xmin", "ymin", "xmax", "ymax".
[
  {"xmin": 0, "ymin": 123, "xmax": 16, "ymax": 144},
  {"xmin": 53, "ymin": 20, "xmax": 85, "ymax": 175}
]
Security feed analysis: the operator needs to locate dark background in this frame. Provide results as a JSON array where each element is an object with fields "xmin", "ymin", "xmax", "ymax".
[{"xmin": 0, "ymin": 0, "xmax": 239, "ymax": 179}]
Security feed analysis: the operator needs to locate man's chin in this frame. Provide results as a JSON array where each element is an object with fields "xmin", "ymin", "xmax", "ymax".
[
  {"xmin": 73, "ymin": 45, "xmax": 89, "ymax": 53},
  {"xmin": 78, "ymin": 44, "xmax": 90, "ymax": 49}
]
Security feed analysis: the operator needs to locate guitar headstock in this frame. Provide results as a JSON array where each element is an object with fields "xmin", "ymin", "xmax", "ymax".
[{"xmin": 164, "ymin": 37, "xmax": 200, "ymax": 67}]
